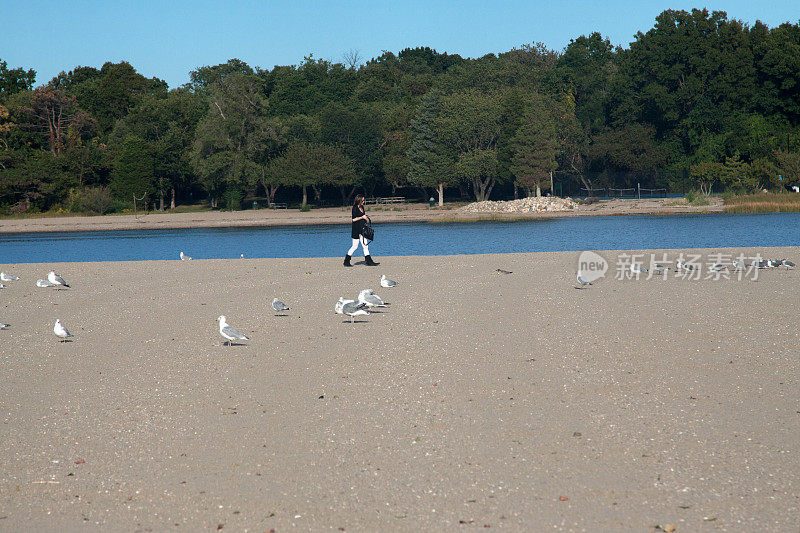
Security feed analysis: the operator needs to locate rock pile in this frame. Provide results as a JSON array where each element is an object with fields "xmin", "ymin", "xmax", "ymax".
[{"xmin": 460, "ymin": 196, "xmax": 578, "ymax": 213}]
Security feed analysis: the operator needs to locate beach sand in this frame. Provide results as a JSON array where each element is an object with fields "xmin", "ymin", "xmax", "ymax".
[
  {"xmin": 0, "ymin": 248, "xmax": 797, "ymax": 531},
  {"xmin": 0, "ymin": 197, "xmax": 723, "ymax": 234}
]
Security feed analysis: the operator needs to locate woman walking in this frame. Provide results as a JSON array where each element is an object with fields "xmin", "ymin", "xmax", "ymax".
[{"xmin": 344, "ymin": 194, "xmax": 379, "ymax": 267}]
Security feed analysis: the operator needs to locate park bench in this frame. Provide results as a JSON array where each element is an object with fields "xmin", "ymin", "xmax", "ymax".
[{"xmin": 365, "ymin": 196, "xmax": 405, "ymax": 205}]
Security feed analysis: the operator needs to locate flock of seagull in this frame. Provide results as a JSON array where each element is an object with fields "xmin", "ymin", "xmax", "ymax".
[
  {"xmin": 4, "ymin": 249, "xmax": 793, "ymax": 341},
  {"xmin": 217, "ymin": 274, "xmax": 398, "ymax": 345},
  {"xmin": 0, "ymin": 271, "xmax": 72, "ymax": 338},
  {"xmin": 0, "ymin": 255, "xmax": 400, "ymax": 346},
  {"xmin": 577, "ymin": 256, "xmax": 795, "ymax": 287}
]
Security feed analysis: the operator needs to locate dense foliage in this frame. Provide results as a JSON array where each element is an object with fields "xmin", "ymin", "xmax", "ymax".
[{"xmin": 2, "ymin": 9, "xmax": 799, "ymax": 214}]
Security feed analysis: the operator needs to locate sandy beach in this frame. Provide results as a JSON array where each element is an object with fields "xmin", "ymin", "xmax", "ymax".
[
  {"xmin": 1, "ymin": 248, "xmax": 797, "ymax": 532},
  {"xmin": 0, "ymin": 198, "xmax": 724, "ymax": 234}
]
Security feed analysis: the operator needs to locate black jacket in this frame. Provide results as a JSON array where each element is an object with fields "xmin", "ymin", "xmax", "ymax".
[{"xmin": 351, "ymin": 205, "xmax": 365, "ymax": 239}]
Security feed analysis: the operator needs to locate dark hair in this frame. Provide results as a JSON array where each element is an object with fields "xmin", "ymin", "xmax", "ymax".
[{"xmin": 353, "ymin": 194, "xmax": 364, "ymax": 207}]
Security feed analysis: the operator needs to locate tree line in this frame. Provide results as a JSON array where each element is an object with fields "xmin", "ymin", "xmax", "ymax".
[{"xmin": 1, "ymin": 8, "xmax": 799, "ymax": 215}]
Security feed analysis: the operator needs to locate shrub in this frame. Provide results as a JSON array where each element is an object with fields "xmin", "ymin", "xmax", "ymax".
[
  {"xmin": 684, "ymin": 190, "xmax": 697, "ymax": 203},
  {"xmin": 81, "ymin": 186, "xmax": 114, "ymax": 214}
]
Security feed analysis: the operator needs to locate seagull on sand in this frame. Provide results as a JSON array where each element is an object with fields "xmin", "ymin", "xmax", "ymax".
[
  {"xmin": 676, "ymin": 260, "xmax": 695, "ymax": 272},
  {"xmin": 358, "ymin": 289, "xmax": 387, "ymax": 308},
  {"xmin": 780, "ymin": 259, "xmax": 795, "ymax": 269},
  {"xmin": 630, "ymin": 263, "xmax": 648, "ymax": 275},
  {"xmin": 341, "ymin": 301, "xmax": 369, "ymax": 323},
  {"xmin": 47, "ymin": 271, "xmax": 70, "ymax": 288},
  {"xmin": 217, "ymin": 315, "xmax": 249, "ymax": 346},
  {"xmin": 54, "ymin": 319, "xmax": 72, "ymax": 342},
  {"xmin": 271, "ymin": 298, "xmax": 290, "ymax": 315},
  {"xmin": 0, "ymin": 283, "xmax": 4, "ymax": 289},
  {"xmin": 732, "ymin": 260, "xmax": 746, "ymax": 271},
  {"xmin": 180, "ymin": 251, "xmax": 192, "ymax": 261},
  {"xmin": 37, "ymin": 279, "xmax": 57, "ymax": 288},
  {"xmin": 652, "ymin": 263, "xmax": 670, "ymax": 273},
  {"xmin": 0, "ymin": 323, "xmax": 9, "ymax": 329},
  {"xmin": 710, "ymin": 263, "xmax": 727, "ymax": 271},
  {"xmin": 335, "ymin": 297, "xmax": 354, "ymax": 314},
  {"xmin": 0, "ymin": 272, "xmax": 20, "ymax": 282},
  {"xmin": 576, "ymin": 271, "xmax": 592, "ymax": 288},
  {"xmin": 380, "ymin": 274, "xmax": 398, "ymax": 288}
]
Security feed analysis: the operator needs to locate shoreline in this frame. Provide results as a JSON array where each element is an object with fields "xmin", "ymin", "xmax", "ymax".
[
  {"xmin": 1, "ymin": 248, "xmax": 797, "ymax": 531},
  {"xmin": 0, "ymin": 197, "xmax": 724, "ymax": 234}
]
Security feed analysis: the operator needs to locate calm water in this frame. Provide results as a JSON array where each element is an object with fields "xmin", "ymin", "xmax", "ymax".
[{"xmin": 1, "ymin": 213, "xmax": 798, "ymax": 264}]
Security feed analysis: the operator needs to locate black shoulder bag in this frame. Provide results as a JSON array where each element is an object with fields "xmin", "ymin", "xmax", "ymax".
[{"xmin": 360, "ymin": 215, "xmax": 374, "ymax": 244}]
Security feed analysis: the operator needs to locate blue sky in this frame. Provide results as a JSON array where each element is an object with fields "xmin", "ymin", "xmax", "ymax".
[{"xmin": 2, "ymin": 1, "xmax": 798, "ymax": 89}]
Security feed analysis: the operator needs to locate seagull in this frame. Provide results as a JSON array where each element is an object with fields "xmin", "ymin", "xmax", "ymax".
[
  {"xmin": 54, "ymin": 319, "xmax": 72, "ymax": 342},
  {"xmin": 47, "ymin": 271, "xmax": 70, "ymax": 288},
  {"xmin": 240, "ymin": 253, "xmax": 245, "ymax": 259},
  {"xmin": 0, "ymin": 283, "xmax": 4, "ymax": 289},
  {"xmin": 652, "ymin": 263, "xmax": 670, "ymax": 273},
  {"xmin": 341, "ymin": 301, "xmax": 369, "ymax": 323},
  {"xmin": 676, "ymin": 260, "xmax": 695, "ymax": 271},
  {"xmin": 180, "ymin": 251, "xmax": 192, "ymax": 261},
  {"xmin": 576, "ymin": 271, "xmax": 592, "ymax": 288},
  {"xmin": 0, "ymin": 323, "xmax": 9, "ymax": 329},
  {"xmin": 271, "ymin": 298, "xmax": 289, "ymax": 315},
  {"xmin": 780, "ymin": 259, "xmax": 795, "ymax": 269},
  {"xmin": 36, "ymin": 279, "xmax": 57, "ymax": 288},
  {"xmin": 630, "ymin": 263, "xmax": 648, "ymax": 274},
  {"xmin": 335, "ymin": 297, "xmax": 354, "ymax": 314},
  {"xmin": 710, "ymin": 263, "xmax": 727, "ymax": 271},
  {"xmin": 380, "ymin": 274, "xmax": 399, "ymax": 288},
  {"xmin": 217, "ymin": 315, "xmax": 249, "ymax": 346},
  {"xmin": 358, "ymin": 289, "xmax": 387, "ymax": 308},
  {"xmin": 0, "ymin": 272, "xmax": 20, "ymax": 281}
]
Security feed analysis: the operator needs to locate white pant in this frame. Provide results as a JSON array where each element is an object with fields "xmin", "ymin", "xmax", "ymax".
[{"xmin": 347, "ymin": 236, "xmax": 370, "ymax": 256}]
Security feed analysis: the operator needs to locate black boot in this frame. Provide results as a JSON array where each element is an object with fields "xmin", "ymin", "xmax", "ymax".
[
  {"xmin": 365, "ymin": 255, "xmax": 380, "ymax": 266},
  {"xmin": 343, "ymin": 254, "xmax": 352, "ymax": 267}
]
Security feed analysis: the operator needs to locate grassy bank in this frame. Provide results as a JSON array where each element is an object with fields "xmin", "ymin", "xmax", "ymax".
[{"xmin": 724, "ymin": 192, "xmax": 800, "ymax": 213}]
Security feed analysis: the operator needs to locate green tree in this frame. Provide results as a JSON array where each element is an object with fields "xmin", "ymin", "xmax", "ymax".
[
  {"xmin": 112, "ymin": 89, "xmax": 207, "ymax": 209},
  {"xmin": 437, "ymin": 89, "xmax": 504, "ymax": 201},
  {"xmin": 0, "ymin": 59, "xmax": 36, "ymax": 100},
  {"xmin": 689, "ymin": 161, "xmax": 723, "ymax": 195},
  {"xmin": 719, "ymin": 154, "xmax": 755, "ymax": 193},
  {"xmin": 510, "ymin": 111, "xmax": 557, "ymax": 197},
  {"xmin": 191, "ymin": 73, "xmax": 275, "ymax": 208},
  {"xmin": 267, "ymin": 141, "xmax": 354, "ymax": 207},
  {"xmin": 406, "ymin": 90, "xmax": 451, "ymax": 205},
  {"xmin": 773, "ymin": 150, "xmax": 800, "ymax": 187},
  {"xmin": 111, "ymin": 136, "xmax": 155, "ymax": 203}
]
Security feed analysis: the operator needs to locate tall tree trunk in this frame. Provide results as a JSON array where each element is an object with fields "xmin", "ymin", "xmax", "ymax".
[
  {"xmin": 437, "ymin": 182, "xmax": 444, "ymax": 206},
  {"xmin": 159, "ymin": 192, "xmax": 165, "ymax": 211},
  {"xmin": 170, "ymin": 188, "xmax": 176, "ymax": 209},
  {"xmin": 535, "ymin": 184, "xmax": 541, "ymax": 197},
  {"xmin": 302, "ymin": 185, "xmax": 308, "ymax": 207},
  {"xmin": 514, "ymin": 184, "xmax": 519, "ymax": 199}
]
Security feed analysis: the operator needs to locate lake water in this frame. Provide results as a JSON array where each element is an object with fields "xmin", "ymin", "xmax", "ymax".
[{"xmin": 1, "ymin": 213, "xmax": 798, "ymax": 264}]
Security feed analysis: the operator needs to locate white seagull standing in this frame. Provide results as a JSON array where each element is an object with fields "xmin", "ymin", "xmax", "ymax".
[
  {"xmin": 630, "ymin": 263, "xmax": 648, "ymax": 275},
  {"xmin": 47, "ymin": 271, "xmax": 70, "ymax": 288},
  {"xmin": 180, "ymin": 251, "xmax": 192, "ymax": 261},
  {"xmin": 380, "ymin": 274, "xmax": 399, "ymax": 288},
  {"xmin": 341, "ymin": 301, "xmax": 369, "ymax": 323},
  {"xmin": 0, "ymin": 323, "xmax": 9, "ymax": 329},
  {"xmin": 0, "ymin": 272, "xmax": 20, "ymax": 282},
  {"xmin": 271, "ymin": 298, "xmax": 290, "ymax": 315},
  {"xmin": 217, "ymin": 315, "xmax": 249, "ymax": 346},
  {"xmin": 335, "ymin": 297, "xmax": 354, "ymax": 314},
  {"xmin": 358, "ymin": 289, "xmax": 387, "ymax": 308},
  {"xmin": 54, "ymin": 319, "xmax": 72, "ymax": 342},
  {"xmin": 37, "ymin": 279, "xmax": 57, "ymax": 288},
  {"xmin": 576, "ymin": 271, "xmax": 592, "ymax": 288}
]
